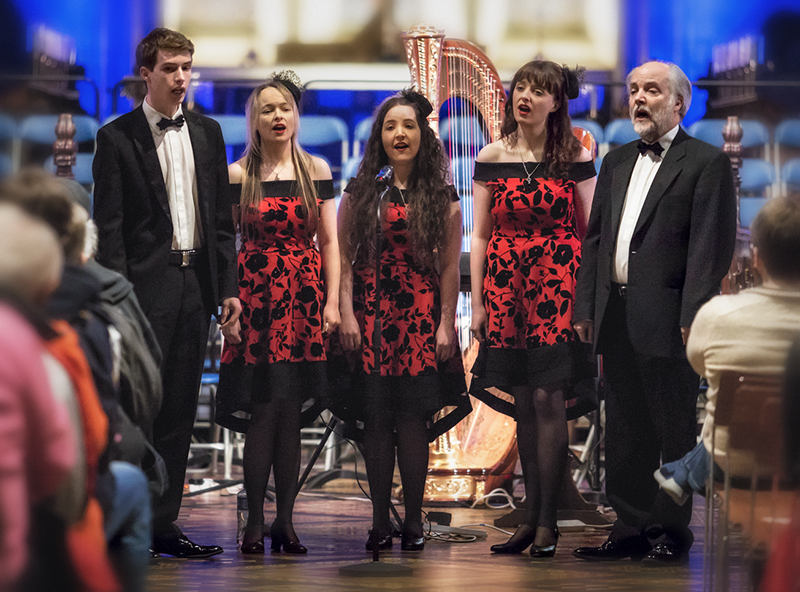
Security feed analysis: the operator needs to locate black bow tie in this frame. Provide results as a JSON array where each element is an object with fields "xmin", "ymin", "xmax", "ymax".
[
  {"xmin": 637, "ymin": 140, "xmax": 663, "ymax": 157},
  {"xmin": 157, "ymin": 114, "xmax": 185, "ymax": 131}
]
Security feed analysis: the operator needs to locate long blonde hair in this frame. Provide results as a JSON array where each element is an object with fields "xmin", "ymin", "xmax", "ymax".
[{"xmin": 239, "ymin": 81, "xmax": 319, "ymax": 236}]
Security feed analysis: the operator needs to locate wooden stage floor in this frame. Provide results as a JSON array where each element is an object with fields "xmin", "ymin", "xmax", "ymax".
[{"xmin": 147, "ymin": 472, "xmax": 712, "ymax": 591}]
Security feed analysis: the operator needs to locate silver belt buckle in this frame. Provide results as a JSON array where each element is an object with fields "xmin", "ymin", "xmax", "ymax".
[{"xmin": 181, "ymin": 251, "xmax": 190, "ymax": 267}]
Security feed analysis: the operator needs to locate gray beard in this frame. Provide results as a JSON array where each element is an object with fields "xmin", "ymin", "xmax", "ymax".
[{"xmin": 631, "ymin": 109, "xmax": 671, "ymax": 143}]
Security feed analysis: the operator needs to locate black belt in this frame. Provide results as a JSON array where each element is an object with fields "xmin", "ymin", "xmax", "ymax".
[
  {"xmin": 611, "ymin": 282, "xmax": 628, "ymax": 300},
  {"xmin": 169, "ymin": 249, "xmax": 201, "ymax": 268}
]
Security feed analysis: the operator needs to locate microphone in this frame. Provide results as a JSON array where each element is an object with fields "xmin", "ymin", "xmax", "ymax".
[{"xmin": 375, "ymin": 165, "xmax": 394, "ymax": 185}]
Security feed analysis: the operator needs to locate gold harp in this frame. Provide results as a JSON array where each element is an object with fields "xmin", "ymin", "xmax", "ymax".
[{"xmin": 402, "ymin": 25, "xmax": 518, "ymax": 504}]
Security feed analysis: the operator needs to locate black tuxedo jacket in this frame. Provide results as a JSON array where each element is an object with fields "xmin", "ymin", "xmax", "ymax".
[
  {"xmin": 92, "ymin": 106, "xmax": 237, "ymax": 315},
  {"xmin": 574, "ymin": 127, "xmax": 737, "ymax": 358}
]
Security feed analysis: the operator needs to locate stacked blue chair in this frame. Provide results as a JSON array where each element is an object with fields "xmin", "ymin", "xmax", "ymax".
[
  {"xmin": 775, "ymin": 119, "xmax": 800, "ymax": 195},
  {"xmin": 44, "ymin": 153, "xmax": 96, "ymax": 197},
  {"xmin": 0, "ymin": 114, "xmax": 17, "ymax": 177},
  {"xmin": 19, "ymin": 114, "xmax": 100, "ymax": 146},
  {"xmin": 439, "ymin": 115, "xmax": 487, "ymax": 151},
  {"xmin": 18, "ymin": 114, "xmax": 100, "ymax": 168},
  {"xmin": 208, "ymin": 114, "xmax": 248, "ymax": 164},
  {"xmin": 352, "ymin": 117, "xmax": 374, "ymax": 157},
  {"xmin": 739, "ymin": 158, "xmax": 776, "ymax": 228},
  {"xmin": 298, "ymin": 115, "xmax": 349, "ymax": 166},
  {"xmin": 572, "ymin": 119, "xmax": 604, "ymax": 147},
  {"xmin": 603, "ymin": 119, "xmax": 639, "ymax": 149},
  {"xmin": 688, "ymin": 119, "xmax": 770, "ymax": 157}
]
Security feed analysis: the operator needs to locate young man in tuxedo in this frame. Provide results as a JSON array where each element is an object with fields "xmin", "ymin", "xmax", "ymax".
[
  {"xmin": 93, "ymin": 28, "xmax": 240, "ymax": 558},
  {"xmin": 572, "ymin": 61, "xmax": 737, "ymax": 565}
]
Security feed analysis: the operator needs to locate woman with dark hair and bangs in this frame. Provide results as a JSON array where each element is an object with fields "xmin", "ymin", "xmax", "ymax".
[
  {"xmin": 337, "ymin": 90, "xmax": 470, "ymax": 551},
  {"xmin": 218, "ymin": 71, "xmax": 340, "ymax": 555},
  {"xmin": 469, "ymin": 60, "xmax": 597, "ymax": 556}
]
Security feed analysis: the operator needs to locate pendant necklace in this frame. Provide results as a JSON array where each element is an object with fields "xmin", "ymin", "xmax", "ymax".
[
  {"xmin": 520, "ymin": 150, "xmax": 542, "ymax": 192},
  {"xmin": 264, "ymin": 159, "xmax": 290, "ymax": 181},
  {"xmin": 397, "ymin": 186, "xmax": 408, "ymax": 207}
]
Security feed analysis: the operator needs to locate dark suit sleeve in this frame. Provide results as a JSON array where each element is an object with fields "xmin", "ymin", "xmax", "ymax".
[
  {"xmin": 680, "ymin": 150, "xmax": 737, "ymax": 328},
  {"xmin": 92, "ymin": 125, "xmax": 128, "ymax": 276},
  {"xmin": 209, "ymin": 121, "xmax": 237, "ymax": 302},
  {"xmin": 574, "ymin": 157, "xmax": 608, "ymax": 322}
]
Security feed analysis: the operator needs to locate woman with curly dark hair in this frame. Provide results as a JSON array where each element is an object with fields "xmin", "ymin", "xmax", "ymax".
[
  {"xmin": 218, "ymin": 71, "xmax": 340, "ymax": 555},
  {"xmin": 469, "ymin": 60, "xmax": 596, "ymax": 557},
  {"xmin": 338, "ymin": 90, "xmax": 469, "ymax": 551}
]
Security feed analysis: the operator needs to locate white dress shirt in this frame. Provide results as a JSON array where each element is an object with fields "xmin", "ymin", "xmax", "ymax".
[
  {"xmin": 142, "ymin": 99, "xmax": 202, "ymax": 250},
  {"xmin": 612, "ymin": 123, "xmax": 680, "ymax": 284}
]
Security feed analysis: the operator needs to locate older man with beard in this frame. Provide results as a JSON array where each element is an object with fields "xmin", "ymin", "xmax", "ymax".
[{"xmin": 571, "ymin": 61, "xmax": 737, "ymax": 565}]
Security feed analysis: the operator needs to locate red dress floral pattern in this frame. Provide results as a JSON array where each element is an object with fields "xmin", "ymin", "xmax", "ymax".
[
  {"xmin": 470, "ymin": 161, "xmax": 596, "ymax": 409},
  {"xmin": 351, "ymin": 189, "xmax": 446, "ymax": 376},
  {"xmin": 221, "ymin": 181, "xmax": 334, "ymax": 367}
]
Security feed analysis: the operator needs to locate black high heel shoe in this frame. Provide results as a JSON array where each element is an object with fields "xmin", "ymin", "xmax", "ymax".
[
  {"xmin": 365, "ymin": 529, "xmax": 393, "ymax": 551},
  {"xmin": 401, "ymin": 522, "xmax": 425, "ymax": 551},
  {"xmin": 530, "ymin": 527, "xmax": 559, "ymax": 559},
  {"xmin": 270, "ymin": 522, "xmax": 307, "ymax": 554},
  {"xmin": 490, "ymin": 524, "xmax": 537, "ymax": 554},
  {"xmin": 240, "ymin": 525, "xmax": 266, "ymax": 554}
]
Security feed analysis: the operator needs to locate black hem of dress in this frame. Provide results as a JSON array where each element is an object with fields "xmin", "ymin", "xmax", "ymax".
[
  {"xmin": 215, "ymin": 358, "xmax": 329, "ymax": 433},
  {"xmin": 469, "ymin": 340, "xmax": 596, "ymax": 421},
  {"xmin": 327, "ymin": 354, "xmax": 472, "ymax": 442}
]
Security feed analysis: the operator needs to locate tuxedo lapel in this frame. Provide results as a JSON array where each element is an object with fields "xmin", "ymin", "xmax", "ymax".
[
  {"xmin": 610, "ymin": 144, "xmax": 638, "ymax": 239},
  {"xmin": 186, "ymin": 113, "xmax": 210, "ymax": 223},
  {"xmin": 130, "ymin": 107, "xmax": 171, "ymax": 220},
  {"xmin": 633, "ymin": 128, "xmax": 689, "ymax": 237}
]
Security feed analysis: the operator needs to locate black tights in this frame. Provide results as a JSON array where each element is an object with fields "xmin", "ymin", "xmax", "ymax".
[
  {"xmin": 363, "ymin": 402, "xmax": 429, "ymax": 538},
  {"xmin": 512, "ymin": 383, "xmax": 568, "ymax": 544},
  {"xmin": 242, "ymin": 397, "xmax": 303, "ymax": 542}
]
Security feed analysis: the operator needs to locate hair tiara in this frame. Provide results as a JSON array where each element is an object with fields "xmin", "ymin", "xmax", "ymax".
[{"xmin": 270, "ymin": 70, "xmax": 303, "ymax": 105}]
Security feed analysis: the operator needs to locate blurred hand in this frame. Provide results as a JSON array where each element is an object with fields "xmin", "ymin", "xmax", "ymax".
[
  {"xmin": 573, "ymin": 319, "xmax": 593, "ymax": 344},
  {"xmin": 339, "ymin": 311, "xmax": 362, "ymax": 352},
  {"xmin": 435, "ymin": 323, "xmax": 457, "ymax": 362},
  {"xmin": 470, "ymin": 304, "xmax": 489, "ymax": 343},
  {"xmin": 322, "ymin": 302, "xmax": 341, "ymax": 336}
]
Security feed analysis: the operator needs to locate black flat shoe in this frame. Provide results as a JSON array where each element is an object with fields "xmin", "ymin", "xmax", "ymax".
[
  {"xmin": 530, "ymin": 527, "xmax": 559, "ymax": 559},
  {"xmin": 365, "ymin": 531, "xmax": 393, "ymax": 551},
  {"xmin": 572, "ymin": 538, "xmax": 648, "ymax": 562},
  {"xmin": 151, "ymin": 535, "xmax": 223, "ymax": 559},
  {"xmin": 490, "ymin": 524, "xmax": 536, "ymax": 554},
  {"xmin": 270, "ymin": 522, "xmax": 307, "ymax": 554}
]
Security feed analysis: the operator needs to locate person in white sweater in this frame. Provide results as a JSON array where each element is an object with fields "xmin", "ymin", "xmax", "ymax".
[{"xmin": 655, "ymin": 195, "xmax": 800, "ymax": 504}]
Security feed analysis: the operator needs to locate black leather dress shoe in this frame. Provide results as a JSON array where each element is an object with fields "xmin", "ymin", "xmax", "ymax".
[
  {"xmin": 149, "ymin": 550, "xmax": 161, "ymax": 559},
  {"xmin": 572, "ymin": 539, "xmax": 647, "ymax": 562},
  {"xmin": 152, "ymin": 535, "xmax": 224, "ymax": 558},
  {"xmin": 641, "ymin": 543, "xmax": 688, "ymax": 566}
]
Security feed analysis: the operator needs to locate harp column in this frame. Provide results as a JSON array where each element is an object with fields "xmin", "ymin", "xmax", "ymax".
[{"xmin": 402, "ymin": 25, "xmax": 445, "ymax": 138}]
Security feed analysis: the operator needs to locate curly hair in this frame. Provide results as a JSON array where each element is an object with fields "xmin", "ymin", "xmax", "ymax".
[
  {"xmin": 500, "ymin": 61, "xmax": 582, "ymax": 178},
  {"xmin": 341, "ymin": 92, "xmax": 452, "ymax": 270},
  {"xmin": 239, "ymin": 80, "xmax": 319, "ymax": 238}
]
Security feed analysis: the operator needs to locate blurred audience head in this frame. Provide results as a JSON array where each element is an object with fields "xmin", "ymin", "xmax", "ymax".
[
  {"xmin": 0, "ymin": 168, "xmax": 88, "ymax": 265},
  {"xmin": 0, "ymin": 202, "xmax": 62, "ymax": 306},
  {"xmin": 750, "ymin": 194, "xmax": 800, "ymax": 285}
]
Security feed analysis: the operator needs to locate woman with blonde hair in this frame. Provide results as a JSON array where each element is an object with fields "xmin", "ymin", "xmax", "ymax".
[{"xmin": 218, "ymin": 71, "xmax": 340, "ymax": 554}]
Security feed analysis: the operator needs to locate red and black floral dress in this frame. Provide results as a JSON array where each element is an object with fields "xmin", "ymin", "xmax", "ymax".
[
  {"xmin": 333, "ymin": 185, "xmax": 471, "ymax": 439},
  {"xmin": 470, "ymin": 161, "xmax": 596, "ymax": 419},
  {"xmin": 216, "ymin": 180, "xmax": 334, "ymax": 432}
]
